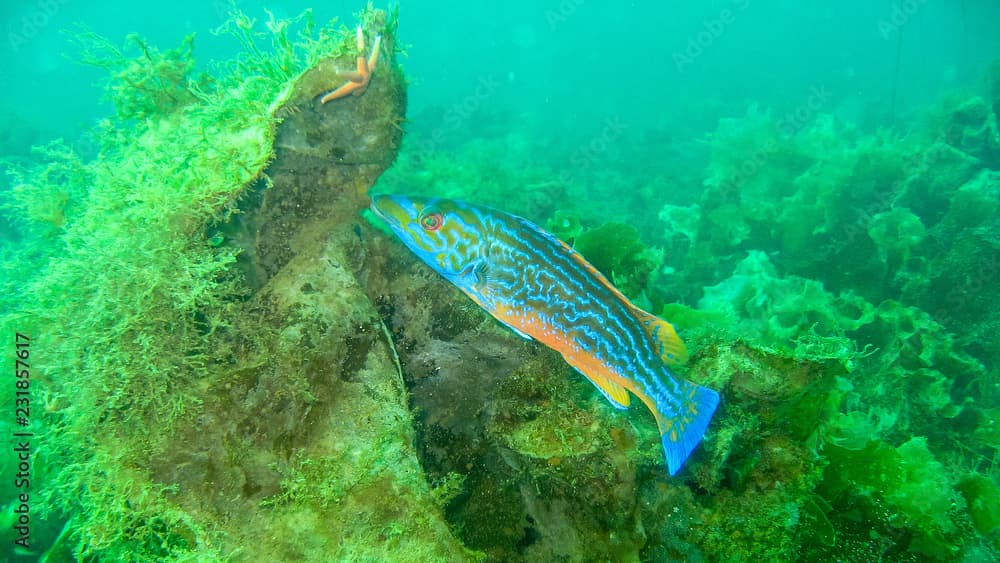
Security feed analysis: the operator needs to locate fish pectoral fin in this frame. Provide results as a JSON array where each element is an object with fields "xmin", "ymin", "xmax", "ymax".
[
  {"xmin": 631, "ymin": 307, "xmax": 689, "ymax": 365},
  {"xmin": 563, "ymin": 353, "xmax": 631, "ymax": 410},
  {"xmin": 474, "ymin": 260, "xmax": 490, "ymax": 284}
]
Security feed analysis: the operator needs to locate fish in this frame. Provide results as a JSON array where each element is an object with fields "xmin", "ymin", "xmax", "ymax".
[{"xmin": 371, "ymin": 194, "xmax": 719, "ymax": 475}]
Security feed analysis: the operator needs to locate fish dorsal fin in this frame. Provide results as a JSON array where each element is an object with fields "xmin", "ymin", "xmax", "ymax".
[
  {"xmin": 562, "ymin": 353, "xmax": 631, "ymax": 409},
  {"xmin": 631, "ymin": 307, "xmax": 688, "ymax": 365}
]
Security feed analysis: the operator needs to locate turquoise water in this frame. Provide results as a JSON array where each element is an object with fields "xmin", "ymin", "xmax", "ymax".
[
  {"xmin": 4, "ymin": 1, "xmax": 999, "ymax": 155},
  {"xmin": 2, "ymin": 1, "xmax": 999, "ymax": 561}
]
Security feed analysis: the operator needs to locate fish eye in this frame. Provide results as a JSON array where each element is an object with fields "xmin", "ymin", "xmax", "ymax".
[{"xmin": 420, "ymin": 212, "xmax": 443, "ymax": 231}]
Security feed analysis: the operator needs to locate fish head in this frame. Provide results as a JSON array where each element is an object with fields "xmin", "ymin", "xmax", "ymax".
[{"xmin": 371, "ymin": 194, "xmax": 491, "ymax": 284}]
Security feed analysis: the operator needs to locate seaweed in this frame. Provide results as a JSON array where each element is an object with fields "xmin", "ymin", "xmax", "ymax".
[
  {"xmin": 0, "ymin": 6, "xmax": 478, "ymax": 561},
  {"xmin": 573, "ymin": 221, "xmax": 663, "ymax": 298}
]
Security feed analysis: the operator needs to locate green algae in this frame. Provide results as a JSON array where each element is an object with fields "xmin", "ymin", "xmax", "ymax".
[
  {"xmin": 75, "ymin": 32, "xmax": 202, "ymax": 121},
  {"xmin": 545, "ymin": 209, "xmax": 583, "ymax": 242},
  {"xmin": 3, "ymin": 19, "xmax": 275, "ymax": 557},
  {"xmin": 698, "ymin": 250, "xmax": 874, "ymax": 360},
  {"xmin": 957, "ymin": 475, "xmax": 1000, "ymax": 539},
  {"xmin": 0, "ymin": 6, "xmax": 478, "ymax": 562},
  {"xmin": 573, "ymin": 221, "xmax": 663, "ymax": 298},
  {"xmin": 820, "ymin": 437, "xmax": 967, "ymax": 558},
  {"xmin": 664, "ymin": 87, "xmax": 997, "ymax": 560}
]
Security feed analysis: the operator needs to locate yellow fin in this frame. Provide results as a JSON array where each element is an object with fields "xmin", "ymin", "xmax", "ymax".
[
  {"xmin": 632, "ymin": 307, "xmax": 689, "ymax": 365},
  {"xmin": 562, "ymin": 353, "xmax": 631, "ymax": 409}
]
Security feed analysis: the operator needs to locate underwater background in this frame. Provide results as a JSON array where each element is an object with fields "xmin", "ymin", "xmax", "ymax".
[{"xmin": 2, "ymin": 1, "xmax": 1000, "ymax": 561}]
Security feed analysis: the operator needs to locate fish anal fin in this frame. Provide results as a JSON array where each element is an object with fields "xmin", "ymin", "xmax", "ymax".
[
  {"xmin": 563, "ymin": 352, "xmax": 631, "ymax": 409},
  {"xmin": 632, "ymin": 307, "xmax": 689, "ymax": 365}
]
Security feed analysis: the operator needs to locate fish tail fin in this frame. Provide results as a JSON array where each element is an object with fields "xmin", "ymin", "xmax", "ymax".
[{"xmin": 659, "ymin": 382, "xmax": 719, "ymax": 476}]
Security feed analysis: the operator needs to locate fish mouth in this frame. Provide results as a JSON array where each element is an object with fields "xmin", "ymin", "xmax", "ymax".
[{"xmin": 370, "ymin": 194, "xmax": 411, "ymax": 229}]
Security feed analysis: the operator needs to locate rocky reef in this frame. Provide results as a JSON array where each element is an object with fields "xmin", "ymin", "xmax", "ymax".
[{"xmin": 2, "ymin": 7, "xmax": 468, "ymax": 561}]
